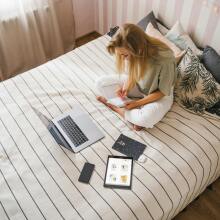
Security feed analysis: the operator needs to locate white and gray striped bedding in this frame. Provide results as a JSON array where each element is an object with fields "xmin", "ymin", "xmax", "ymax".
[{"xmin": 0, "ymin": 35, "xmax": 220, "ymax": 220}]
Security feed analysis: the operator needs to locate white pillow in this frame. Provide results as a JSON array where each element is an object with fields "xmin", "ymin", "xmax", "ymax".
[
  {"xmin": 145, "ymin": 22, "xmax": 185, "ymax": 62},
  {"xmin": 157, "ymin": 22, "xmax": 169, "ymax": 35},
  {"xmin": 165, "ymin": 21, "xmax": 202, "ymax": 56}
]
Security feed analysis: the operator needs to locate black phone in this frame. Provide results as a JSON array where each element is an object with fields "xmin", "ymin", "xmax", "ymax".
[
  {"xmin": 107, "ymin": 26, "xmax": 119, "ymax": 37},
  {"xmin": 78, "ymin": 162, "xmax": 95, "ymax": 184}
]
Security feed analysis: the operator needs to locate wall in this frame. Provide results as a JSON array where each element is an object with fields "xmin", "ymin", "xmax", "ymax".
[
  {"xmin": 72, "ymin": 0, "xmax": 96, "ymax": 38},
  {"xmin": 94, "ymin": 0, "xmax": 220, "ymax": 52}
]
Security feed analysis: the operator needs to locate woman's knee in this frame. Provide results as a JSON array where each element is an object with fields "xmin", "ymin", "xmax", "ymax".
[
  {"xmin": 95, "ymin": 76, "xmax": 107, "ymax": 90},
  {"xmin": 125, "ymin": 110, "xmax": 154, "ymax": 128},
  {"xmin": 96, "ymin": 75, "xmax": 118, "ymax": 90}
]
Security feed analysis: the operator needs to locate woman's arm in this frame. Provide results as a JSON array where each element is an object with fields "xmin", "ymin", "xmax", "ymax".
[{"xmin": 125, "ymin": 90, "xmax": 165, "ymax": 110}]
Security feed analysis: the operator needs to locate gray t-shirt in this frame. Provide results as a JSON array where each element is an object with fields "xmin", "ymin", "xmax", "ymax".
[{"xmin": 137, "ymin": 50, "xmax": 177, "ymax": 96}]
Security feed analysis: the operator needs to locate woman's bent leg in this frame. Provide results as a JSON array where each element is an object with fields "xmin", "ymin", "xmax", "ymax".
[
  {"xmin": 95, "ymin": 75, "xmax": 127, "ymax": 99},
  {"xmin": 124, "ymin": 95, "xmax": 173, "ymax": 128},
  {"xmin": 95, "ymin": 75, "xmax": 127, "ymax": 118}
]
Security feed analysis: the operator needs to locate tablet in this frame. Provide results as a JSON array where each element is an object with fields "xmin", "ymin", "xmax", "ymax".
[{"xmin": 104, "ymin": 155, "xmax": 133, "ymax": 189}]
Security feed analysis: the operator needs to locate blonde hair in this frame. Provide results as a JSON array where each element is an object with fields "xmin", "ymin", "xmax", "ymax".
[{"xmin": 107, "ymin": 23, "xmax": 171, "ymax": 90}]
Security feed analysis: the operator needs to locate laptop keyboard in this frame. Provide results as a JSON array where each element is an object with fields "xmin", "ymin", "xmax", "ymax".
[{"xmin": 58, "ymin": 116, "xmax": 88, "ymax": 147}]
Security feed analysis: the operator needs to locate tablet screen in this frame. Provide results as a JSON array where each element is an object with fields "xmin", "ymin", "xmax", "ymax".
[{"xmin": 104, "ymin": 156, "xmax": 133, "ymax": 189}]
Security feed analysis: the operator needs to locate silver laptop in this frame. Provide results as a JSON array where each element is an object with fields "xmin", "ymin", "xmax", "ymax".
[{"xmin": 34, "ymin": 104, "xmax": 104, "ymax": 153}]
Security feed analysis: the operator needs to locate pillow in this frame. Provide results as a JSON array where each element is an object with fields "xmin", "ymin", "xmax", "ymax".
[
  {"xmin": 206, "ymin": 101, "xmax": 220, "ymax": 116},
  {"xmin": 137, "ymin": 11, "xmax": 159, "ymax": 31},
  {"xmin": 157, "ymin": 22, "xmax": 169, "ymax": 35},
  {"xmin": 165, "ymin": 21, "xmax": 202, "ymax": 56},
  {"xmin": 145, "ymin": 23, "xmax": 185, "ymax": 62},
  {"xmin": 201, "ymin": 46, "xmax": 220, "ymax": 84},
  {"xmin": 174, "ymin": 48, "xmax": 220, "ymax": 114}
]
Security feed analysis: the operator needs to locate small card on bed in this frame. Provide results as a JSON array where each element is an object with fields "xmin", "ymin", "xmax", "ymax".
[{"xmin": 112, "ymin": 134, "xmax": 146, "ymax": 160}]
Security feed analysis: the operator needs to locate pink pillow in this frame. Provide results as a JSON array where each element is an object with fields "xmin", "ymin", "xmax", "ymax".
[{"xmin": 145, "ymin": 22, "xmax": 185, "ymax": 62}]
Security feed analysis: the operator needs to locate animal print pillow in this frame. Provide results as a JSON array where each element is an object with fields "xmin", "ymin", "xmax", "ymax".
[{"xmin": 174, "ymin": 48, "xmax": 220, "ymax": 114}]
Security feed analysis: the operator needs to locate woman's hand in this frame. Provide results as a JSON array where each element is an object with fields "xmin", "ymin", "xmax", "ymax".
[
  {"xmin": 123, "ymin": 90, "xmax": 165, "ymax": 110},
  {"xmin": 115, "ymin": 86, "xmax": 127, "ymax": 98},
  {"xmin": 125, "ymin": 100, "xmax": 140, "ymax": 110}
]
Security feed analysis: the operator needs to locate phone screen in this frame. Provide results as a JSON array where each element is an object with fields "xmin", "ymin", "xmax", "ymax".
[{"xmin": 78, "ymin": 162, "xmax": 95, "ymax": 183}]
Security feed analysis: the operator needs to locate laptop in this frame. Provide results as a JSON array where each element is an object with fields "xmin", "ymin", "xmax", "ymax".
[{"xmin": 33, "ymin": 104, "xmax": 104, "ymax": 153}]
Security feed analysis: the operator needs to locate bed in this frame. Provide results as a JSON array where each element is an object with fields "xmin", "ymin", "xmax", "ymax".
[{"xmin": 0, "ymin": 35, "xmax": 220, "ymax": 220}]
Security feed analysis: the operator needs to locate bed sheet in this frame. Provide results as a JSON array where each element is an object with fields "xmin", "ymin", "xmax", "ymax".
[{"xmin": 0, "ymin": 35, "xmax": 220, "ymax": 220}]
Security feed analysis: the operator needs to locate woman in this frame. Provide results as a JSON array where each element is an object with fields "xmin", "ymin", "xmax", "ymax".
[{"xmin": 96, "ymin": 23, "xmax": 177, "ymax": 131}]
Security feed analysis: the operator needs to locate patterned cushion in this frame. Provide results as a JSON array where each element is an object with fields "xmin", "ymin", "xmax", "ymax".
[
  {"xmin": 174, "ymin": 48, "xmax": 220, "ymax": 113},
  {"xmin": 206, "ymin": 101, "xmax": 220, "ymax": 116}
]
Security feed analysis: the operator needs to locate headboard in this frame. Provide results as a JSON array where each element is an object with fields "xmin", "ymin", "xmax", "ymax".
[{"xmin": 95, "ymin": 0, "xmax": 220, "ymax": 53}]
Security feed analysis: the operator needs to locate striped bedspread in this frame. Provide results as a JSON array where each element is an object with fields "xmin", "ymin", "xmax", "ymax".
[{"xmin": 0, "ymin": 36, "xmax": 220, "ymax": 220}]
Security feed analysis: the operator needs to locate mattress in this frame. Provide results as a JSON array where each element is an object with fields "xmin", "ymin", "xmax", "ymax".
[{"xmin": 0, "ymin": 35, "xmax": 220, "ymax": 220}]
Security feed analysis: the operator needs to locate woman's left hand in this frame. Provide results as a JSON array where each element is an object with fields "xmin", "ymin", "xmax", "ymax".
[{"xmin": 125, "ymin": 100, "xmax": 140, "ymax": 110}]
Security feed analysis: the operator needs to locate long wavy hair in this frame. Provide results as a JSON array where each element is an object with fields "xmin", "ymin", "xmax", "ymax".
[{"xmin": 107, "ymin": 23, "xmax": 171, "ymax": 91}]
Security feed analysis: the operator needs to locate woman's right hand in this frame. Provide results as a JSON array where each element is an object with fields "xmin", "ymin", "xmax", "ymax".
[{"xmin": 116, "ymin": 86, "xmax": 128, "ymax": 98}]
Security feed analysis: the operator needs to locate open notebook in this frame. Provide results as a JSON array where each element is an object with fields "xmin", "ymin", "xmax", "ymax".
[{"xmin": 102, "ymin": 83, "xmax": 144, "ymax": 107}]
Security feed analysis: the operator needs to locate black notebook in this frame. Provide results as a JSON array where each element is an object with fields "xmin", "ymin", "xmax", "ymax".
[{"xmin": 112, "ymin": 134, "xmax": 146, "ymax": 160}]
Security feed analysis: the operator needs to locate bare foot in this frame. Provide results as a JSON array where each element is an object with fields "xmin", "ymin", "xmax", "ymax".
[
  {"xmin": 97, "ymin": 96, "xmax": 115, "ymax": 110},
  {"xmin": 133, "ymin": 124, "xmax": 144, "ymax": 131},
  {"xmin": 97, "ymin": 96, "xmax": 144, "ymax": 131},
  {"xmin": 97, "ymin": 96, "xmax": 125, "ymax": 117}
]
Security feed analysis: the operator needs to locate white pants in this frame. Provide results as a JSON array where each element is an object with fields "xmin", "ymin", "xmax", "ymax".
[{"xmin": 95, "ymin": 75, "xmax": 173, "ymax": 128}]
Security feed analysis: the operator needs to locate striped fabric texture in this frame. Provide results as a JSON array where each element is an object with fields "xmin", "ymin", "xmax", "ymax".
[
  {"xmin": 0, "ymin": 36, "xmax": 220, "ymax": 220},
  {"xmin": 95, "ymin": 0, "xmax": 220, "ymax": 53}
]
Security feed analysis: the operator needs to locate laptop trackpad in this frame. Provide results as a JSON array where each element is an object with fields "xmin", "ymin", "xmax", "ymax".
[{"xmin": 72, "ymin": 114, "xmax": 103, "ymax": 142}]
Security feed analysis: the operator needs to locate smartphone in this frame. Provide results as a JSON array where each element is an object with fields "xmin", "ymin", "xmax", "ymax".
[{"xmin": 78, "ymin": 162, "xmax": 95, "ymax": 183}]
